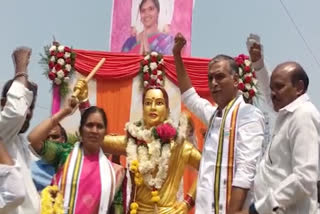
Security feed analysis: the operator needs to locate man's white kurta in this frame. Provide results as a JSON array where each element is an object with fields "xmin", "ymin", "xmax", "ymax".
[
  {"xmin": 0, "ymin": 81, "xmax": 40, "ymax": 214},
  {"xmin": 182, "ymin": 88, "xmax": 265, "ymax": 214}
]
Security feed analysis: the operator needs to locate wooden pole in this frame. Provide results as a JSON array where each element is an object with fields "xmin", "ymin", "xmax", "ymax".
[{"xmin": 72, "ymin": 58, "xmax": 106, "ymax": 98}]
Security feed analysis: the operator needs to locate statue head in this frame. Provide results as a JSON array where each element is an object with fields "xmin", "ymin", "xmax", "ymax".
[{"xmin": 142, "ymin": 86, "xmax": 169, "ymax": 128}]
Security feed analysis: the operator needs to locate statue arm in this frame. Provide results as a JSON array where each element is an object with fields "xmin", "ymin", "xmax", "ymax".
[
  {"xmin": 185, "ymin": 142, "xmax": 201, "ymax": 204},
  {"xmin": 102, "ymin": 135, "xmax": 127, "ymax": 156}
]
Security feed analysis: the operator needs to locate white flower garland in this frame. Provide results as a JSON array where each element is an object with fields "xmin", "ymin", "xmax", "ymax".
[{"xmin": 126, "ymin": 115, "xmax": 187, "ymax": 189}]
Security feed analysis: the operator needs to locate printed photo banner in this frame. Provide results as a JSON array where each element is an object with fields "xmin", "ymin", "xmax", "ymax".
[{"xmin": 110, "ymin": 0, "xmax": 194, "ymax": 56}]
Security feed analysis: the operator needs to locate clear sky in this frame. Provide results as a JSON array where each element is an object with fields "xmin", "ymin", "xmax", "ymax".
[{"xmin": 1, "ymin": 0, "xmax": 319, "ymax": 130}]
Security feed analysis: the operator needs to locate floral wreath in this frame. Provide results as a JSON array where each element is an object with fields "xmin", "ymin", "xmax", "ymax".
[
  {"xmin": 40, "ymin": 185, "xmax": 64, "ymax": 214},
  {"xmin": 126, "ymin": 111, "xmax": 189, "ymax": 213},
  {"xmin": 40, "ymin": 41, "xmax": 76, "ymax": 97},
  {"xmin": 140, "ymin": 51, "xmax": 165, "ymax": 88},
  {"xmin": 234, "ymin": 54, "xmax": 258, "ymax": 100}
]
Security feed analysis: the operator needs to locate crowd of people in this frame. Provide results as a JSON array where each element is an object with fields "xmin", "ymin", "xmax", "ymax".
[{"xmin": 0, "ymin": 31, "xmax": 319, "ymax": 214}]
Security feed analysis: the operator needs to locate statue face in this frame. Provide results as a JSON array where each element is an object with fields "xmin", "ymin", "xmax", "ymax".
[{"xmin": 143, "ymin": 89, "xmax": 168, "ymax": 128}]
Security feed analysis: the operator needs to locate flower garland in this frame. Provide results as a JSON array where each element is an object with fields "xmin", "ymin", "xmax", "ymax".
[
  {"xmin": 234, "ymin": 54, "xmax": 258, "ymax": 100},
  {"xmin": 140, "ymin": 51, "xmax": 165, "ymax": 88},
  {"xmin": 126, "ymin": 114, "xmax": 188, "ymax": 213},
  {"xmin": 40, "ymin": 41, "xmax": 76, "ymax": 97},
  {"xmin": 40, "ymin": 185, "xmax": 64, "ymax": 214}
]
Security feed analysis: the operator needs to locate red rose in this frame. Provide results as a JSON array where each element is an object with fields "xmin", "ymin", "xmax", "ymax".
[
  {"xmin": 63, "ymin": 70, "xmax": 69, "ymax": 76},
  {"xmin": 244, "ymin": 76, "xmax": 252, "ymax": 84},
  {"xmin": 151, "ymin": 55, "xmax": 157, "ymax": 62},
  {"xmin": 65, "ymin": 58, "xmax": 71, "ymax": 64},
  {"xmin": 235, "ymin": 57, "xmax": 244, "ymax": 65},
  {"xmin": 156, "ymin": 123, "xmax": 176, "ymax": 143},
  {"xmin": 55, "ymin": 64, "xmax": 62, "ymax": 71},
  {"xmin": 252, "ymin": 71, "xmax": 256, "ymax": 78},
  {"xmin": 143, "ymin": 73, "xmax": 150, "ymax": 81},
  {"xmin": 57, "ymin": 52, "xmax": 64, "ymax": 58},
  {"xmin": 50, "ymin": 50, "xmax": 56, "ymax": 56},
  {"xmin": 249, "ymin": 89, "xmax": 255, "ymax": 97},
  {"xmin": 244, "ymin": 66, "xmax": 251, "ymax": 72},
  {"xmin": 238, "ymin": 82, "xmax": 245, "ymax": 91},
  {"xmin": 48, "ymin": 72, "xmax": 56, "ymax": 80},
  {"xmin": 64, "ymin": 46, "xmax": 71, "ymax": 52},
  {"xmin": 48, "ymin": 61, "xmax": 55, "ymax": 69},
  {"xmin": 157, "ymin": 64, "xmax": 163, "ymax": 70},
  {"xmin": 150, "ymin": 79, "xmax": 156, "ymax": 85},
  {"xmin": 238, "ymin": 54, "xmax": 249, "ymax": 60},
  {"xmin": 152, "ymin": 70, "xmax": 157, "ymax": 75},
  {"xmin": 158, "ymin": 75, "xmax": 163, "ymax": 80},
  {"xmin": 142, "ymin": 60, "xmax": 149, "ymax": 66}
]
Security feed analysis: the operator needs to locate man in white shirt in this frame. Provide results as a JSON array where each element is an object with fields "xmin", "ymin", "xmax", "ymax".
[
  {"xmin": 0, "ymin": 139, "xmax": 25, "ymax": 211},
  {"xmin": 172, "ymin": 33, "xmax": 265, "ymax": 214},
  {"xmin": 239, "ymin": 37, "xmax": 320, "ymax": 214},
  {"xmin": 0, "ymin": 47, "xmax": 40, "ymax": 214}
]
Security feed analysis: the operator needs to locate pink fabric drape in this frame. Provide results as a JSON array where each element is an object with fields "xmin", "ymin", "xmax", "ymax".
[
  {"xmin": 51, "ymin": 84, "xmax": 61, "ymax": 114},
  {"xmin": 74, "ymin": 49, "xmax": 211, "ymax": 96}
]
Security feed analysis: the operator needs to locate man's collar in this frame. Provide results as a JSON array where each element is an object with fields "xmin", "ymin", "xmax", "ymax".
[{"xmin": 279, "ymin": 93, "xmax": 309, "ymax": 113}]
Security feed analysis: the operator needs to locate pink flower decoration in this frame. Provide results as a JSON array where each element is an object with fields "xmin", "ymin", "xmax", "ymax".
[{"xmin": 156, "ymin": 123, "xmax": 176, "ymax": 143}]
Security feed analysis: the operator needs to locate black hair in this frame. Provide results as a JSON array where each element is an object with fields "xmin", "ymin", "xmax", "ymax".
[
  {"xmin": 79, "ymin": 106, "xmax": 108, "ymax": 134},
  {"xmin": 139, "ymin": 0, "xmax": 160, "ymax": 12},
  {"xmin": 291, "ymin": 63, "xmax": 309, "ymax": 92},
  {"xmin": 208, "ymin": 54, "xmax": 239, "ymax": 74},
  {"xmin": 1, "ymin": 79, "xmax": 38, "ymax": 99}
]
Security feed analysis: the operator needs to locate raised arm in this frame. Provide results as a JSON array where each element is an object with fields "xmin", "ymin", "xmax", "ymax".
[
  {"xmin": 28, "ymin": 98, "xmax": 78, "ymax": 154},
  {"xmin": 247, "ymin": 34, "xmax": 273, "ymax": 110},
  {"xmin": 0, "ymin": 47, "xmax": 33, "ymax": 144},
  {"xmin": 172, "ymin": 33, "xmax": 192, "ymax": 93},
  {"xmin": 173, "ymin": 33, "xmax": 216, "ymax": 125}
]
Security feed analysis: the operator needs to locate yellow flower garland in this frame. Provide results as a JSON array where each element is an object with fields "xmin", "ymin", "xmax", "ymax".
[{"xmin": 41, "ymin": 185, "xmax": 64, "ymax": 214}]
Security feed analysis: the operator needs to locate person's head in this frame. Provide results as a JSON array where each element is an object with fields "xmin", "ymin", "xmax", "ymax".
[
  {"xmin": 47, "ymin": 123, "xmax": 67, "ymax": 143},
  {"xmin": 1, "ymin": 79, "xmax": 38, "ymax": 133},
  {"xmin": 208, "ymin": 55, "xmax": 239, "ymax": 109},
  {"xmin": 142, "ymin": 86, "xmax": 169, "ymax": 128},
  {"xmin": 139, "ymin": 0, "xmax": 160, "ymax": 30},
  {"xmin": 79, "ymin": 106, "xmax": 107, "ymax": 154},
  {"xmin": 270, "ymin": 61, "xmax": 308, "ymax": 112}
]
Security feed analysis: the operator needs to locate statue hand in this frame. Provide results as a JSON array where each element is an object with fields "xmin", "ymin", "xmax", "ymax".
[
  {"xmin": 173, "ymin": 201, "xmax": 188, "ymax": 214},
  {"xmin": 73, "ymin": 79, "xmax": 88, "ymax": 102},
  {"xmin": 173, "ymin": 33, "xmax": 186, "ymax": 56}
]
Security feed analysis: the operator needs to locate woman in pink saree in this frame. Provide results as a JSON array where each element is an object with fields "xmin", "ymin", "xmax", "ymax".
[
  {"xmin": 122, "ymin": 0, "xmax": 174, "ymax": 55},
  {"xmin": 28, "ymin": 100, "xmax": 125, "ymax": 214}
]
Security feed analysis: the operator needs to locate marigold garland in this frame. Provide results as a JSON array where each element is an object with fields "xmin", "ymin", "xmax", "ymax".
[{"xmin": 40, "ymin": 185, "xmax": 64, "ymax": 214}]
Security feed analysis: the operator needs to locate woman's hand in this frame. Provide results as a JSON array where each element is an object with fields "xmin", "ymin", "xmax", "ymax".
[
  {"xmin": 62, "ymin": 97, "xmax": 78, "ymax": 116},
  {"xmin": 138, "ymin": 31, "xmax": 150, "ymax": 54}
]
